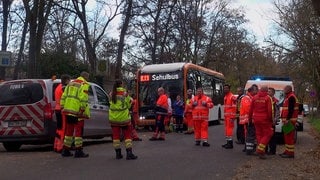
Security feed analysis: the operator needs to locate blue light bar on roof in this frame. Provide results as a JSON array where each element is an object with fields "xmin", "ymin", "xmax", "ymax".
[{"xmin": 250, "ymin": 76, "xmax": 291, "ymax": 81}]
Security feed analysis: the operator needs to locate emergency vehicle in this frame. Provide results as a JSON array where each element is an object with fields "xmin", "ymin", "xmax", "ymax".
[
  {"xmin": 245, "ymin": 76, "xmax": 298, "ymax": 143},
  {"xmin": 0, "ymin": 79, "xmax": 112, "ymax": 151}
]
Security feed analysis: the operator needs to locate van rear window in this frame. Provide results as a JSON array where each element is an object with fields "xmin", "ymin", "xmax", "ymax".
[{"xmin": 0, "ymin": 82, "xmax": 44, "ymax": 105}]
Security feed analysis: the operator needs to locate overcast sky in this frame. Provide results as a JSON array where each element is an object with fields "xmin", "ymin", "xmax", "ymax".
[{"xmin": 232, "ymin": 0, "xmax": 276, "ymax": 46}]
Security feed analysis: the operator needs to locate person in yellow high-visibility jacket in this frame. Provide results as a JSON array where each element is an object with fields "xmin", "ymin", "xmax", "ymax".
[
  {"xmin": 61, "ymin": 71, "xmax": 90, "ymax": 158},
  {"xmin": 109, "ymin": 80, "xmax": 138, "ymax": 160}
]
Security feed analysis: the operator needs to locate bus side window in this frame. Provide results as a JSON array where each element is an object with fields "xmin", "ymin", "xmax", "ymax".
[
  {"xmin": 195, "ymin": 72, "xmax": 202, "ymax": 89},
  {"xmin": 187, "ymin": 70, "xmax": 196, "ymax": 91},
  {"xmin": 187, "ymin": 80, "xmax": 194, "ymax": 91}
]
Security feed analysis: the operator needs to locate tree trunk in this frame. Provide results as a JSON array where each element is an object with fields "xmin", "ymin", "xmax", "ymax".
[
  {"xmin": 13, "ymin": 20, "xmax": 28, "ymax": 79},
  {"xmin": 0, "ymin": 0, "xmax": 12, "ymax": 79},
  {"xmin": 115, "ymin": 0, "xmax": 133, "ymax": 79}
]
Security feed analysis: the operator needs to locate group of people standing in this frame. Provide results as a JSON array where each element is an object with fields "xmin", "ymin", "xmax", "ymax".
[
  {"xmin": 54, "ymin": 74, "xmax": 138, "ymax": 160},
  {"xmin": 227, "ymin": 83, "xmax": 299, "ymax": 159},
  {"xmin": 149, "ymin": 87, "xmax": 213, "ymax": 147},
  {"xmin": 54, "ymin": 73, "xmax": 299, "ymax": 161}
]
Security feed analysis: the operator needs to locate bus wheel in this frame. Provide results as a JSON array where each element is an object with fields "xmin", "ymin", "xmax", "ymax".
[{"xmin": 3, "ymin": 142, "xmax": 22, "ymax": 152}]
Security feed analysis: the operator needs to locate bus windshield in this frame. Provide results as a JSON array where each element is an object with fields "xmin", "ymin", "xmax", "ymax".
[{"xmin": 139, "ymin": 78, "xmax": 183, "ymax": 107}]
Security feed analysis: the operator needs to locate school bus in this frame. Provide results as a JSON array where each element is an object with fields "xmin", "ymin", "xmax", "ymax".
[{"xmin": 136, "ymin": 62, "xmax": 225, "ymax": 127}]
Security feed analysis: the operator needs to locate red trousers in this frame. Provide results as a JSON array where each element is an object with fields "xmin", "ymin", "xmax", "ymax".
[
  {"xmin": 112, "ymin": 126, "xmax": 131, "ymax": 140},
  {"xmin": 193, "ymin": 120, "xmax": 208, "ymax": 141},
  {"xmin": 283, "ymin": 129, "xmax": 295, "ymax": 155},
  {"xmin": 185, "ymin": 113, "xmax": 193, "ymax": 131},
  {"xmin": 224, "ymin": 117, "xmax": 234, "ymax": 137},
  {"xmin": 112, "ymin": 125, "xmax": 133, "ymax": 149},
  {"xmin": 63, "ymin": 115, "xmax": 84, "ymax": 149},
  {"xmin": 54, "ymin": 111, "xmax": 65, "ymax": 152},
  {"xmin": 65, "ymin": 119, "xmax": 84, "ymax": 137},
  {"xmin": 254, "ymin": 122, "xmax": 273, "ymax": 154}
]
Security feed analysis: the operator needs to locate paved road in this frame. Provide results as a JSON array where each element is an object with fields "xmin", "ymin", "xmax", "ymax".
[{"xmin": 0, "ymin": 123, "xmax": 253, "ymax": 180}]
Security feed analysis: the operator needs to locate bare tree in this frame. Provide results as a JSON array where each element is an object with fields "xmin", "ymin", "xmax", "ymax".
[
  {"xmin": 23, "ymin": 0, "xmax": 54, "ymax": 78},
  {"xmin": 269, "ymin": 0, "xmax": 320, "ymax": 107},
  {"xmin": 63, "ymin": 0, "xmax": 121, "ymax": 76},
  {"xmin": 0, "ymin": 0, "xmax": 13, "ymax": 79}
]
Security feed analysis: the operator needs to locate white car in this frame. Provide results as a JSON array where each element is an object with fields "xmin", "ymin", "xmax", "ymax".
[{"xmin": 303, "ymin": 104, "xmax": 309, "ymax": 116}]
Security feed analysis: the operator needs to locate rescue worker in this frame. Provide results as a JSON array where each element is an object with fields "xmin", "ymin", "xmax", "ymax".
[
  {"xmin": 236, "ymin": 87, "xmax": 245, "ymax": 144},
  {"xmin": 189, "ymin": 87, "xmax": 213, "ymax": 147},
  {"xmin": 61, "ymin": 71, "xmax": 90, "ymax": 158},
  {"xmin": 54, "ymin": 74, "xmax": 71, "ymax": 153},
  {"xmin": 109, "ymin": 80, "xmax": 138, "ymax": 160},
  {"xmin": 165, "ymin": 92, "xmax": 172, "ymax": 133},
  {"xmin": 239, "ymin": 87, "xmax": 253, "ymax": 153},
  {"xmin": 266, "ymin": 87, "xmax": 280, "ymax": 155},
  {"xmin": 242, "ymin": 84, "xmax": 259, "ymax": 154},
  {"xmin": 249, "ymin": 85, "xmax": 273, "ymax": 159},
  {"xmin": 130, "ymin": 93, "xmax": 142, "ymax": 141},
  {"xmin": 172, "ymin": 94, "xmax": 184, "ymax": 133},
  {"xmin": 222, "ymin": 84, "xmax": 237, "ymax": 149},
  {"xmin": 280, "ymin": 85, "xmax": 299, "ymax": 158},
  {"xmin": 184, "ymin": 89, "xmax": 194, "ymax": 134},
  {"xmin": 149, "ymin": 87, "xmax": 168, "ymax": 141}
]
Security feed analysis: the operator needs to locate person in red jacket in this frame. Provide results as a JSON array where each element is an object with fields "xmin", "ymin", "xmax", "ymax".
[
  {"xmin": 130, "ymin": 93, "xmax": 142, "ymax": 141},
  {"xmin": 239, "ymin": 87, "xmax": 253, "ymax": 152},
  {"xmin": 280, "ymin": 85, "xmax": 299, "ymax": 158},
  {"xmin": 184, "ymin": 89, "xmax": 194, "ymax": 134},
  {"xmin": 222, "ymin": 84, "xmax": 237, "ymax": 149},
  {"xmin": 149, "ymin": 87, "xmax": 168, "ymax": 141},
  {"xmin": 266, "ymin": 87, "xmax": 280, "ymax": 155},
  {"xmin": 189, "ymin": 87, "xmax": 213, "ymax": 147},
  {"xmin": 54, "ymin": 74, "xmax": 71, "ymax": 153},
  {"xmin": 249, "ymin": 85, "xmax": 274, "ymax": 159}
]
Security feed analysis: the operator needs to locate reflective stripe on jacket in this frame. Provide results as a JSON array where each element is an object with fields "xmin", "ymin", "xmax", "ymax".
[
  {"xmin": 249, "ymin": 91, "xmax": 273, "ymax": 124},
  {"xmin": 224, "ymin": 92, "xmax": 236, "ymax": 118},
  {"xmin": 281, "ymin": 92, "xmax": 299, "ymax": 122},
  {"xmin": 185, "ymin": 97, "xmax": 193, "ymax": 113},
  {"xmin": 61, "ymin": 77, "xmax": 90, "ymax": 119},
  {"xmin": 109, "ymin": 87, "xmax": 132, "ymax": 126},
  {"xmin": 239, "ymin": 94, "xmax": 252, "ymax": 124},
  {"xmin": 190, "ymin": 95, "xmax": 213, "ymax": 121}
]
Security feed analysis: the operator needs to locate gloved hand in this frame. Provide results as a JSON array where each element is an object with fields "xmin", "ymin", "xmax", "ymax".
[
  {"xmin": 192, "ymin": 101, "xmax": 198, "ymax": 106},
  {"xmin": 201, "ymin": 101, "xmax": 207, "ymax": 107}
]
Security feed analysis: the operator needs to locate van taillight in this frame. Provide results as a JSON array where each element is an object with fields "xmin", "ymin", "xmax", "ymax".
[{"xmin": 44, "ymin": 103, "xmax": 53, "ymax": 120}]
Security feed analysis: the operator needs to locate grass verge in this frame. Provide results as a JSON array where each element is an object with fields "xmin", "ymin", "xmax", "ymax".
[{"xmin": 309, "ymin": 116, "xmax": 320, "ymax": 133}]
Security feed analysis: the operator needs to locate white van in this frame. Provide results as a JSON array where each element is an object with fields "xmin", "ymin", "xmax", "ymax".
[
  {"xmin": 0, "ymin": 79, "xmax": 112, "ymax": 151},
  {"xmin": 244, "ymin": 76, "xmax": 297, "ymax": 143}
]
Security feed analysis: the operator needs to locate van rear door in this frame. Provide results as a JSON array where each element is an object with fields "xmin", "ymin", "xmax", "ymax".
[{"xmin": 0, "ymin": 80, "xmax": 52, "ymax": 140}]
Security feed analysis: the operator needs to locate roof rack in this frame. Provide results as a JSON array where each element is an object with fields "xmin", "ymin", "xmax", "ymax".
[{"xmin": 250, "ymin": 76, "xmax": 291, "ymax": 81}]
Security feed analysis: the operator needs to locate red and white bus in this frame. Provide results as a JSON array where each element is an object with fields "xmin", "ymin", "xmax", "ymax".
[{"xmin": 135, "ymin": 62, "xmax": 225, "ymax": 127}]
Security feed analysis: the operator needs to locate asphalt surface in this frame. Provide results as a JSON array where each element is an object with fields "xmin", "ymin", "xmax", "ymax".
[{"xmin": 0, "ymin": 123, "xmax": 252, "ymax": 180}]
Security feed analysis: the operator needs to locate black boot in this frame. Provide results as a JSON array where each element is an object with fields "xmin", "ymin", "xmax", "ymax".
[
  {"xmin": 126, "ymin": 148, "xmax": 138, "ymax": 160},
  {"xmin": 222, "ymin": 141, "xmax": 228, "ymax": 148},
  {"xmin": 74, "ymin": 149, "xmax": 89, "ymax": 158},
  {"xmin": 224, "ymin": 140, "xmax": 233, "ymax": 149},
  {"xmin": 61, "ymin": 149, "xmax": 73, "ymax": 157},
  {"xmin": 115, "ymin": 149, "xmax": 123, "ymax": 159},
  {"xmin": 202, "ymin": 141, "xmax": 210, "ymax": 147}
]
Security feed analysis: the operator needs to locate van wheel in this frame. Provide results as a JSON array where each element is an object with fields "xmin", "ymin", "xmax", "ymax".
[{"xmin": 3, "ymin": 142, "xmax": 22, "ymax": 152}]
